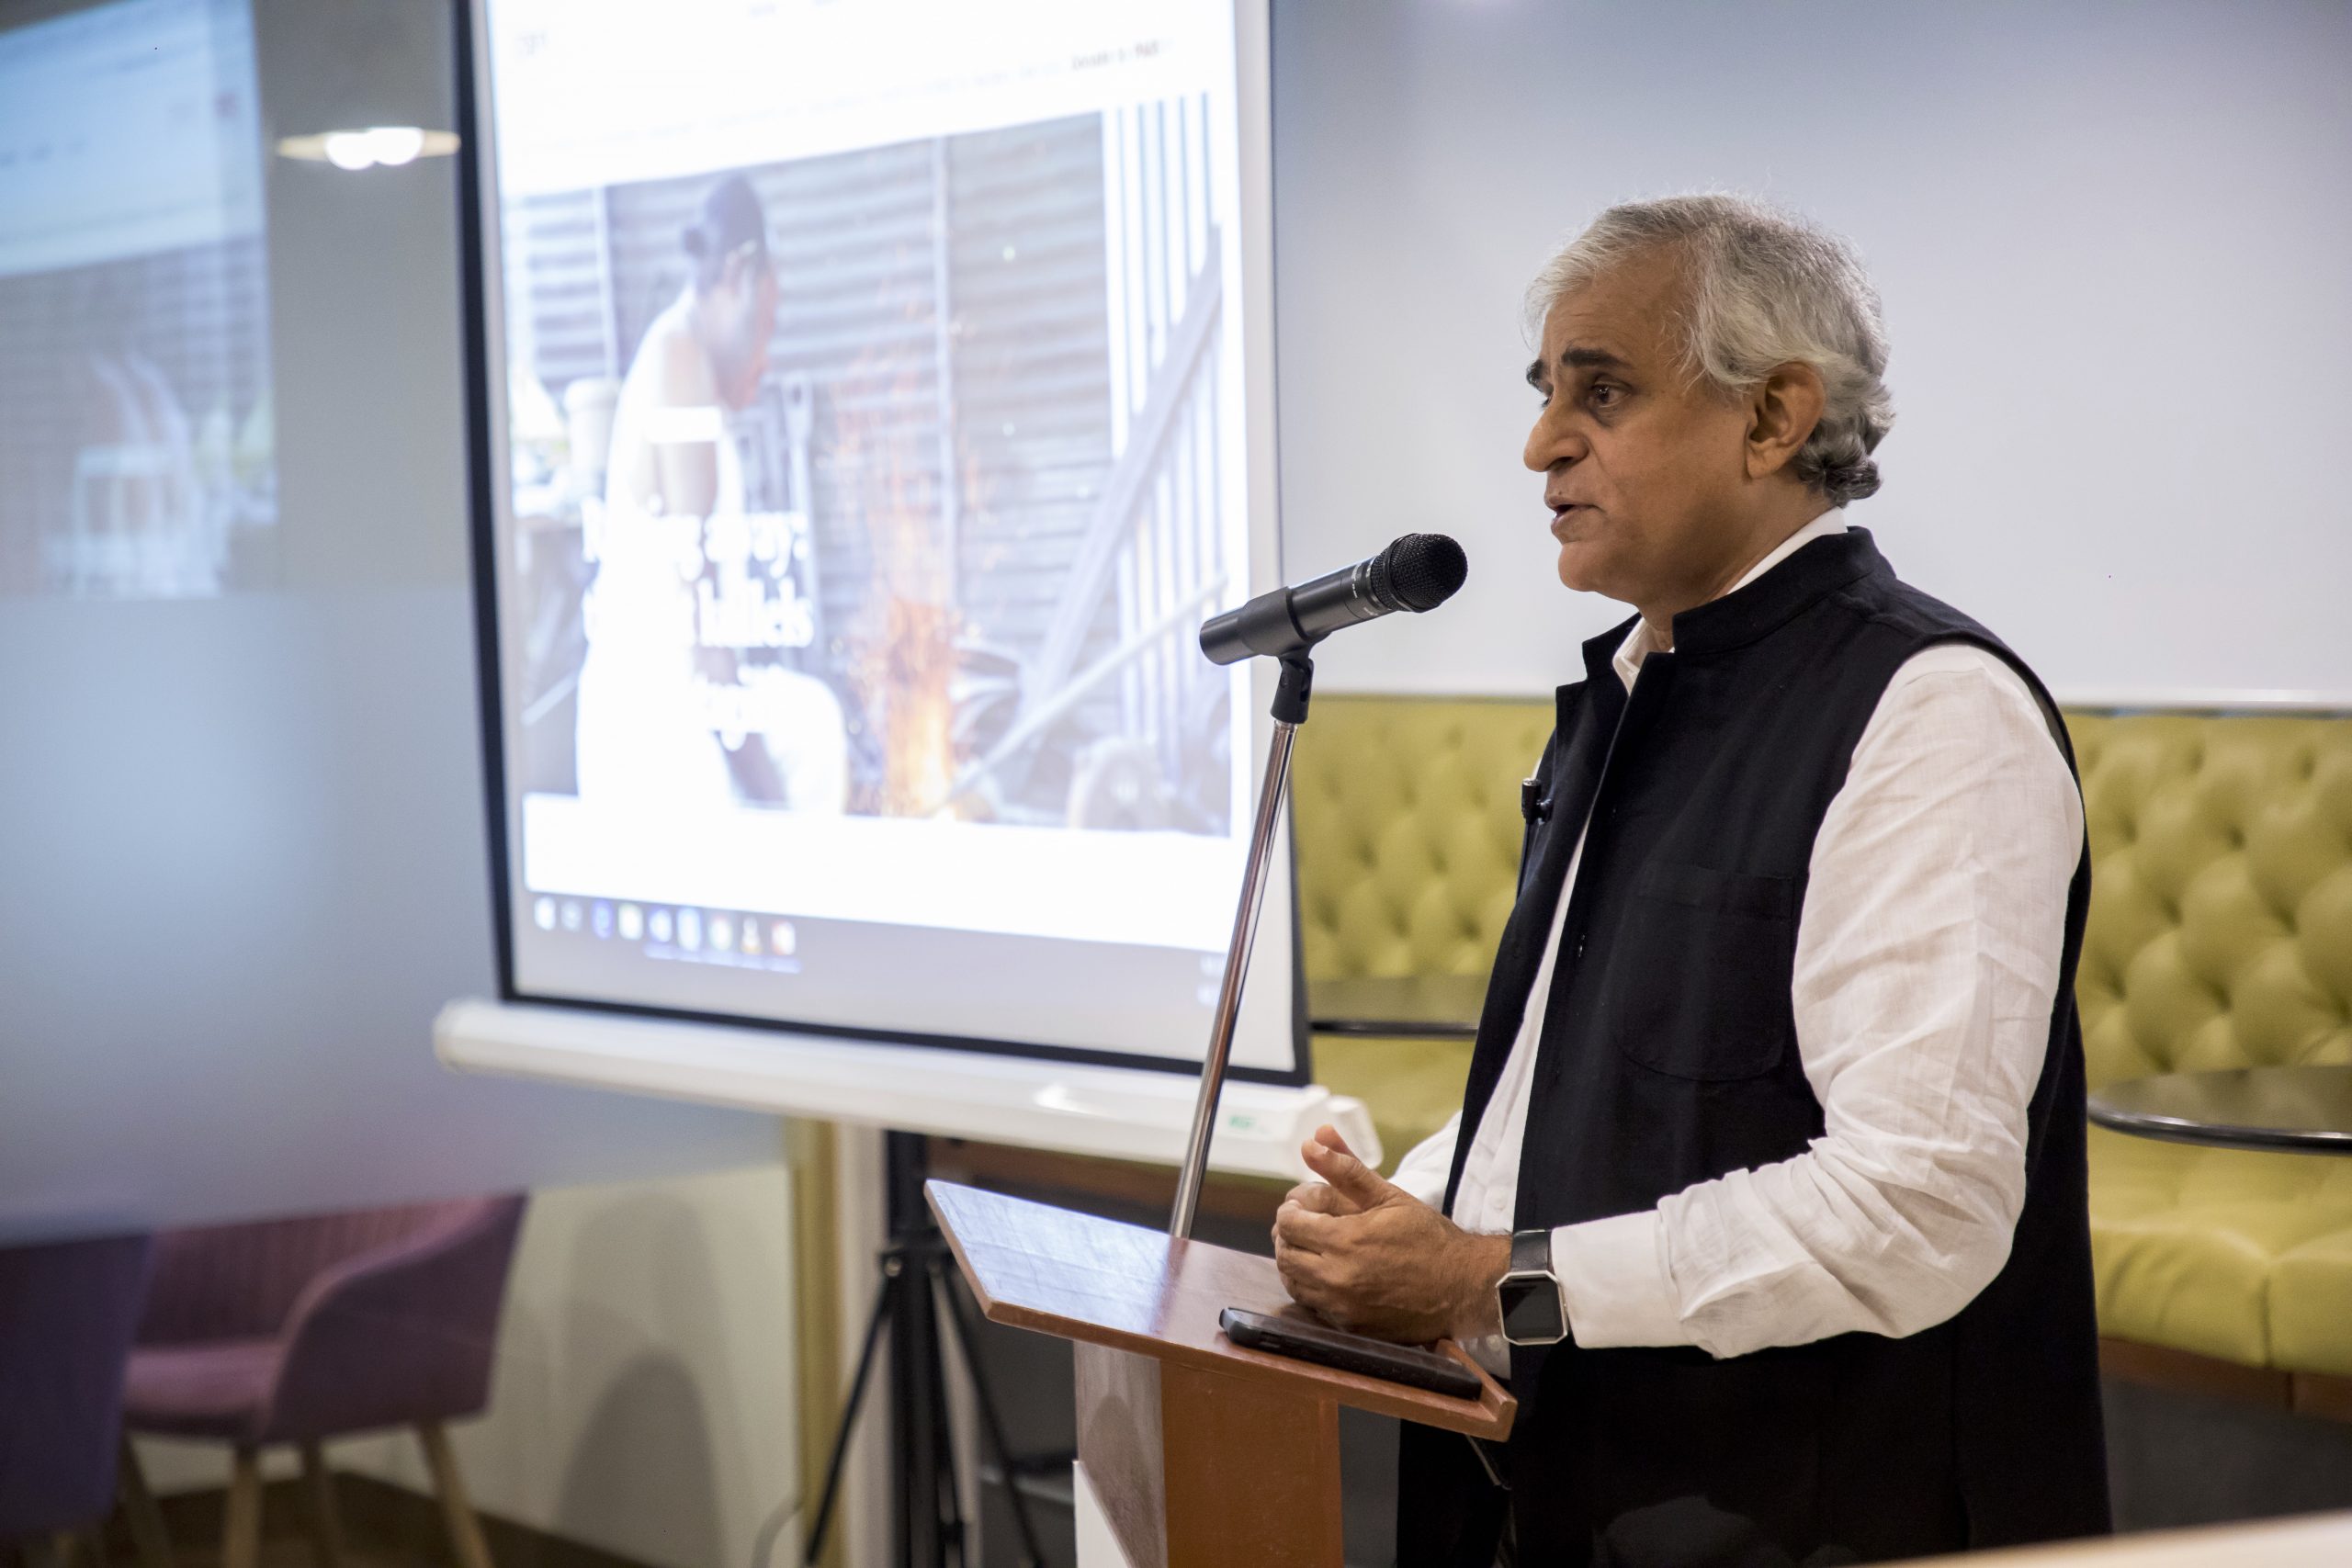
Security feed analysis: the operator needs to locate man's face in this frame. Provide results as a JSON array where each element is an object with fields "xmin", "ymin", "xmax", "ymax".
[{"xmin": 1522, "ymin": 254, "xmax": 1757, "ymax": 609}]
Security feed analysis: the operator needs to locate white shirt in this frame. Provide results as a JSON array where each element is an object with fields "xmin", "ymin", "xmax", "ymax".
[{"xmin": 1387, "ymin": 512, "xmax": 2084, "ymax": 1366}]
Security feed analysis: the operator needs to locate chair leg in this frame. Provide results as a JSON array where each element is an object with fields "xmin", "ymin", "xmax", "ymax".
[
  {"xmin": 298, "ymin": 1443, "xmax": 344, "ymax": 1568},
  {"xmin": 117, "ymin": 1438, "xmax": 175, "ymax": 1568},
  {"xmin": 221, "ymin": 1448, "xmax": 263, "ymax": 1568},
  {"xmin": 416, "ymin": 1422, "xmax": 494, "ymax": 1568}
]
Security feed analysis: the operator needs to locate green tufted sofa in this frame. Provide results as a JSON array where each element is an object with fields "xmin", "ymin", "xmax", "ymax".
[
  {"xmin": 1293, "ymin": 696, "xmax": 1553, "ymax": 1165},
  {"xmin": 1295, "ymin": 694, "xmax": 2352, "ymax": 1404}
]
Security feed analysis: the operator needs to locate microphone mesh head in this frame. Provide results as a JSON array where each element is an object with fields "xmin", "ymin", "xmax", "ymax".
[{"xmin": 1372, "ymin": 533, "xmax": 1469, "ymax": 613}]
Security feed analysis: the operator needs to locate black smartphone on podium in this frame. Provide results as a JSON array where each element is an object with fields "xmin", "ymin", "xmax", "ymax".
[{"xmin": 1219, "ymin": 1306, "xmax": 1484, "ymax": 1399}]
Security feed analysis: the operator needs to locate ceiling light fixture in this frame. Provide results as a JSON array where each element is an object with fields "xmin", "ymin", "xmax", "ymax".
[{"xmin": 277, "ymin": 126, "xmax": 459, "ymax": 171}]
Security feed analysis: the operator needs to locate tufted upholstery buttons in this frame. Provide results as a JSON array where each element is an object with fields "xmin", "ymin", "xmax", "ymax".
[
  {"xmin": 2075, "ymin": 714, "xmax": 2352, "ymax": 1087},
  {"xmin": 1292, "ymin": 695, "xmax": 1552, "ymax": 982}
]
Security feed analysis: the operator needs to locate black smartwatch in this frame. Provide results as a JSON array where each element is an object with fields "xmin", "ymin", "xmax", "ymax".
[{"xmin": 1496, "ymin": 1228, "xmax": 1570, "ymax": 1346}]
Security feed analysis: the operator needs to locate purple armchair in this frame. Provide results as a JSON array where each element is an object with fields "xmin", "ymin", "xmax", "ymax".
[
  {"xmin": 0, "ymin": 1232, "xmax": 153, "ymax": 1562},
  {"xmin": 120, "ymin": 1195, "xmax": 526, "ymax": 1568}
]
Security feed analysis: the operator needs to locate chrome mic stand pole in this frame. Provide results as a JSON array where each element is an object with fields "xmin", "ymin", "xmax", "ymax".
[{"xmin": 1170, "ymin": 652, "xmax": 1314, "ymax": 1240}]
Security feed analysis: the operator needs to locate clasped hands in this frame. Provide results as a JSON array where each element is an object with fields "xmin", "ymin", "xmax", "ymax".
[{"xmin": 1272, "ymin": 1124, "xmax": 1510, "ymax": 1346}]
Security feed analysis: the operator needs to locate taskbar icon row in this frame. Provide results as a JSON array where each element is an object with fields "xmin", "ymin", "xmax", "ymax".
[{"xmin": 529, "ymin": 894, "xmax": 797, "ymax": 962}]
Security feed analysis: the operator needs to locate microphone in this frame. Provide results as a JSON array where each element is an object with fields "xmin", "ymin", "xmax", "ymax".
[{"xmin": 1199, "ymin": 533, "xmax": 1467, "ymax": 665}]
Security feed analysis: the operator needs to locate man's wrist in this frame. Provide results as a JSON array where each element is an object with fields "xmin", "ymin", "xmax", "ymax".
[{"xmin": 1451, "ymin": 1231, "xmax": 1511, "ymax": 1341}]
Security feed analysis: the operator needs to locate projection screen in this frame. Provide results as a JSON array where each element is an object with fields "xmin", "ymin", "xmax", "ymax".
[
  {"xmin": 465, "ymin": 0, "xmax": 1302, "ymax": 1080},
  {"xmin": 0, "ymin": 0, "xmax": 276, "ymax": 603}
]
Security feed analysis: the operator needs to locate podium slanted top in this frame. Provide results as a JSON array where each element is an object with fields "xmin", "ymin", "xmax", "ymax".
[{"xmin": 925, "ymin": 1179, "xmax": 1513, "ymax": 1438}]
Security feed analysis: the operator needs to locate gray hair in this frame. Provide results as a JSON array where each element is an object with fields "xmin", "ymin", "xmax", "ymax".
[{"xmin": 1524, "ymin": 194, "xmax": 1894, "ymax": 505}]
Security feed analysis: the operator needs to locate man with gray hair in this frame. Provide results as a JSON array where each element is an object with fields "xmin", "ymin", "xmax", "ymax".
[{"xmin": 1273, "ymin": 195, "xmax": 2109, "ymax": 1564}]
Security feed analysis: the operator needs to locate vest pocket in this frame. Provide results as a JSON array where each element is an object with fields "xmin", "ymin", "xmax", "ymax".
[{"xmin": 1608, "ymin": 860, "xmax": 1801, "ymax": 1081}]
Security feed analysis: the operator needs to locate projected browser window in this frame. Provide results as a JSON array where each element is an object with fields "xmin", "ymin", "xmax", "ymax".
[
  {"xmin": 0, "ymin": 0, "xmax": 276, "ymax": 600},
  {"xmin": 481, "ymin": 0, "xmax": 1295, "ymax": 1074}
]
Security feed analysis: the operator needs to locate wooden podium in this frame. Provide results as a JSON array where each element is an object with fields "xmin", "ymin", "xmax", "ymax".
[{"xmin": 927, "ymin": 1180, "xmax": 1515, "ymax": 1568}]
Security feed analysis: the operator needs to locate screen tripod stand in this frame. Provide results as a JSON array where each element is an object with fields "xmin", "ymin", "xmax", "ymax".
[{"xmin": 802, "ymin": 1131, "xmax": 1050, "ymax": 1568}]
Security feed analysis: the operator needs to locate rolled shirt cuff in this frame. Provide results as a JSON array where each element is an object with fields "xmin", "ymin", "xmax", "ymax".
[{"xmin": 1552, "ymin": 1209, "xmax": 1687, "ymax": 1348}]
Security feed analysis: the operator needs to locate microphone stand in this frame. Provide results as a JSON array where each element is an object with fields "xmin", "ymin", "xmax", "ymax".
[{"xmin": 1170, "ymin": 651, "xmax": 1314, "ymax": 1240}]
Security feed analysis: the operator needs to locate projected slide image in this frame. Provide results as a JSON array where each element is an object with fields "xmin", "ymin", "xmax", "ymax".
[
  {"xmin": 0, "ymin": 0, "xmax": 277, "ymax": 600},
  {"xmin": 486, "ymin": 0, "xmax": 1294, "ymax": 1065},
  {"xmin": 503, "ymin": 105, "xmax": 1238, "ymax": 843}
]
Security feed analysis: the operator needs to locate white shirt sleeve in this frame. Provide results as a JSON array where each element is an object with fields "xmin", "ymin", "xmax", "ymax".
[
  {"xmin": 1387, "ymin": 1111, "xmax": 1462, "ymax": 1208},
  {"xmin": 1550, "ymin": 645, "xmax": 2084, "ymax": 1358}
]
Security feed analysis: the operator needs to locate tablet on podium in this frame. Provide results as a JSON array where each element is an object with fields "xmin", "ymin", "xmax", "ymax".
[{"xmin": 927, "ymin": 1179, "xmax": 1515, "ymax": 1568}]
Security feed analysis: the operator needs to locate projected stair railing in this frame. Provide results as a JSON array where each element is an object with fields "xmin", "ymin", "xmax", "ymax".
[
  {"xmin": 950, "ymin": 96, "xmax": 1241, "ymax": 831},
  {"xmin": 947, "ymin": 238, "xmax": 1226, "ymax": 826}
]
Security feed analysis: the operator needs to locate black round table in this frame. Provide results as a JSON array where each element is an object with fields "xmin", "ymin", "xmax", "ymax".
[
  {"xmin": 2086, "ymin": 1066, "xmax": 2352, "ymax": 1154},
  {"xmin": 1307, "ymin": 975, "xmax": 1487, "ymax": 1039}
]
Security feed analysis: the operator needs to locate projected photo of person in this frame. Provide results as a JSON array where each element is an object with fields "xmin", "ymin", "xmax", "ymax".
[
  {"xmin": 504, "ymin": 102, "xmax": 1241, "ymax": 840},
  {"xmin": 576, "ymin": 175, "xmax": 849, "ymax": 816}
]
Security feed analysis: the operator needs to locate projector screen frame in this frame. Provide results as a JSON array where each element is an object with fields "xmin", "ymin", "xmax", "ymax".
[{"xmin": 449, "ymin": 0, "xmax": 1311, "ymax": 1088}]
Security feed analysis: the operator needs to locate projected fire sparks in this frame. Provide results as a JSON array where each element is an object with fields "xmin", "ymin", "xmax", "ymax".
[{"xmin": 836, "ymin": 345, "xmax": 963, "ymax": 819}]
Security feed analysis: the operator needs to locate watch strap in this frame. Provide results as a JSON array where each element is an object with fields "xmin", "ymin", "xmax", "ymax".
[{"xmin": 1509, "ymin": 1226, "xmax": 1553, "ymax": 1279}]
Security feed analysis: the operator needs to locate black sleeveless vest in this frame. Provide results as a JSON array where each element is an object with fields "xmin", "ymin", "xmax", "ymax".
[{"xmin": 1397, "ymin": 530, "xmax": 2109, "ymax": 1567}]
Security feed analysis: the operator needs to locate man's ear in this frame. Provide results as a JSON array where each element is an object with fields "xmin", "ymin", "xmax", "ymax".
[{"xmin": 1745, "ymin": 362, "xmax": 1826, "ymax": 480}]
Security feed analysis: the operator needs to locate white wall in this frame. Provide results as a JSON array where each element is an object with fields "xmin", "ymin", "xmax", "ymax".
[
  {"xmin": 338, "ymin": 1161, "xmax": 800, "ymax": 1568},
  {"xmin": 1271, "ymin": 0, "xmax": 2352, "ymax": 702}
]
